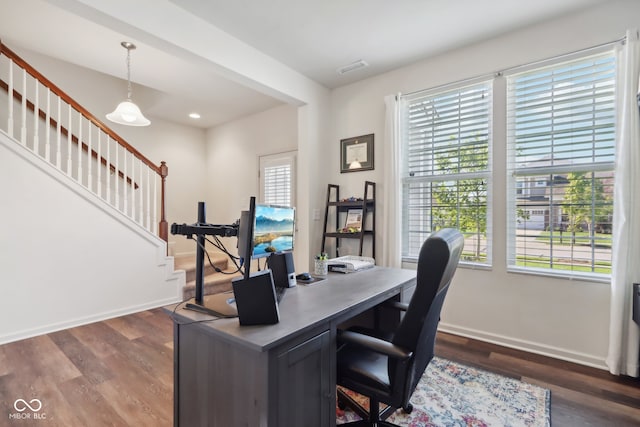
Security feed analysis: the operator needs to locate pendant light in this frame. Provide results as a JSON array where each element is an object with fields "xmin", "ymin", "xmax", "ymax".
[{"xmin": 106, "ymin": 42, "xmax": 150, "ymax": 127}]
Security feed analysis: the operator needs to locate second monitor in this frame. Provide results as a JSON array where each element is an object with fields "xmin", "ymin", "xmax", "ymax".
[{"xmin": 252, "ymin": 204, "xmax": 295, "ymax": 258}]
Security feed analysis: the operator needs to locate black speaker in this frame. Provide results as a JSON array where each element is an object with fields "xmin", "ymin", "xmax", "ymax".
[
  {"xmin": 232, "ymin": 270, "xmax": 280, "ymax": 326},
  {"xmin": 267, "ymin": 252, "xmax": 296, "ymax": 288}
]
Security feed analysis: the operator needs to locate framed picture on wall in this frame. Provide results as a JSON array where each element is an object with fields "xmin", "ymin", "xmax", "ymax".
[{"xmin": 340, "ymin": 134, "xmax": 374, "ymax": 173}]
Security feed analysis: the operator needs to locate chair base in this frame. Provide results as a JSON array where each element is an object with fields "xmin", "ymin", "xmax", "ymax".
[{"xmin": 337, "ymin": 388, "xmax": 401, "ymax": 427}]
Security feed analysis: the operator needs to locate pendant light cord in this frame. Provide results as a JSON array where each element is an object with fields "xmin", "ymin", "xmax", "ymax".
[{"xmin": 126, "ymin": 47, "xmax": 132, "ymax": 101}]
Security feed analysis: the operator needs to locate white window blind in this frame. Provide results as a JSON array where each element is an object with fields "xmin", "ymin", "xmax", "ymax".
[
  {"xmin": 260, "ymin": 152, "xmax": 296, "ymax": 207},
  {"xmin": 401, "ymin": 81, "xmax": 492, "ymax": 264},
  {"xmin": 506, "ymin": 51, "xmax": 616, "ymax": 278}
]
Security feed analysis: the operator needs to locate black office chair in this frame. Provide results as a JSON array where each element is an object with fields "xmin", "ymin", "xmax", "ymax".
[{"xmin": 336, "ymin": 228, "xmax": 464, "ymax": 426}]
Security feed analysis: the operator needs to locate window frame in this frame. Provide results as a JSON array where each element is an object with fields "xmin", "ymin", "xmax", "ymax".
[
  {"xmin": 504, "ymin": 48, "xmax": 616, "ymax": 281},
  {"xmin": 400, "ymin": 79, "xmax": 493, "ymax": 267},
  {"xmin": 259, "ymin": 151, "xmax": 297, "ymax": 207}
]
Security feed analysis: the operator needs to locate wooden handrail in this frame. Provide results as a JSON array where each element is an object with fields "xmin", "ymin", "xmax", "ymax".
[
  {"xmin": 0, "ymin": 42, "xmax": 160, "ymax": 174},
  {"xmin": 1, "ymin": 41, "xmax": 168, "ymax": 241}
]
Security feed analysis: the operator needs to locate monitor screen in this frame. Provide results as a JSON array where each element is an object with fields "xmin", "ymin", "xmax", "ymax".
[{"xmin": 252, "ymin": 204, "xmax": 295, "ymax": 258}]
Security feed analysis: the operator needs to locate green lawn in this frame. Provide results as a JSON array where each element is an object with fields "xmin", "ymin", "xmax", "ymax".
[
  {"xmin": 535, "ymin": 230, "xmax": 612, "ymax": 248},
  {"xmin": 516, "ymin": 255, "xmax": 611, "ymax": 274}
]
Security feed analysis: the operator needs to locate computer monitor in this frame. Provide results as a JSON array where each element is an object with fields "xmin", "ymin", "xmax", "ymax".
[
  {"xmin": 252, "ymin": 204, "xmax": 295, "ymax": 259},
  {"xmin": 237, "ymin": 202, "xmax": 295, "ymax": 268},
  {"xmin": 233, "ymin": 197, "xmax": 285, "ymax": 324},
  {"xmin": 171, "ymin": 197, "xmax": 289, "ymax": 322}
]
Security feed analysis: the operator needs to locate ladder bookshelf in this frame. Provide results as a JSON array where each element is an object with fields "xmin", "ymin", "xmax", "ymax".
[{"xmin": 321, "ymin": 181, "xmax": 375, "ymax": 259}]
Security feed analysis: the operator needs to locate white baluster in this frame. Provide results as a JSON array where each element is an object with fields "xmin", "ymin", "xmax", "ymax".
[
  {"xmin": 56, "ymin": 96, "xmax": 62, "ymax": 168},
  {"xmin": 139, "ymin": 158, "xmax": 144, "ymax": 225},
  {"xmin": 45, "ymin": 88, "xmax": 50, "ymax": 161},
  {"xmin": 97, "ymin": 132, "xmax": 102, "ymax": 198},
  {"xmin": 115, "ymin": 143, "xmax": 120, "ymax": 211},
  {"xmin": 7, "ymin": 59, "xmax": 13, "ymax": 138},
  {"xmin": 87, "ymin": 123, "xmax": 92, "ymax": 192},
  {"xmin": 132, "ymin": 159, "xmax": 136, "ymax": 222},
  {"xmin": 153, "ymin": 170, "xmax": 158, "ymax": 234},
  {"xmin": 123, "ymin": 148, "xmax": 128, "ymax": 216},
  {"xmin": 146, "ymin": 166, "xmax": 151, "ymax": 230},
  {"xmin": 33, "ymin": 81, "xmax": 39, "ymax": 155},
  {"xmin": 67, "ymin": 105, "xmax": 72, "ymax": 176},
  {"xmin": 77, "ymin": 112, "xmax": 82, "ymax": 184},
  {"xmin": 20, "ymin": 69, "xmax": 26, "ymax": 145},
  {"xmin": 129, "ymin": 151, "xmax": 134, "ymax": 219},
  {"xmin": 106, "ymin": 136, "xmax": 111, "ymax": 203},
  {"xmin": 131, "ymin": 153, "xmax": 136, "ymax": 219}
]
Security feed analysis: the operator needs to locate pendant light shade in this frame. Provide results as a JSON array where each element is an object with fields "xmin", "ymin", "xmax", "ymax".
[
  {"xmin": 107, "ymin": 100, "xmax": 150, "ymax": 126},
  {"xmin": 107, "ymin": 42, "xmax": 150, "ymax": 127}
]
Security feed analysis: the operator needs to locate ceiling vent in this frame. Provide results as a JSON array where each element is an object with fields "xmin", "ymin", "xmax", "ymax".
[{"xmin": 337, "ymin": 60, "xmax": 369, "ymax": 75}]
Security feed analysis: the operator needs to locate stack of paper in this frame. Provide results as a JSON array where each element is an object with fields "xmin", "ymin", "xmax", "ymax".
[{"xmin": 327, "ymin": 256, "xmax": 375, "ymax": 273}]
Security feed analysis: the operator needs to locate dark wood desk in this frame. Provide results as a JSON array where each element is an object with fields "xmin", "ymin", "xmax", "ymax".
[{"xmin": 169, "ymin": 267, "xmax": 416, "ymax": 427}]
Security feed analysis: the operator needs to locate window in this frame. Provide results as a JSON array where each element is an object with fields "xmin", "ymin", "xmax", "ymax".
[
  {"xmin": 401, "ymin": 81, "xmax": 492, "ymax": 265},
  {"xmin": 259, "ymin": 152, "xmax": 296, "ymax": 207},
  {"xmin": 506, "ymin": 51, "xmax": 615, "ymax": 278}
]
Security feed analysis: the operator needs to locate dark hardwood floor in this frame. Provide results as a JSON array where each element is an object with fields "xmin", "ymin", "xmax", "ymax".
[
  {"xmin": 0, "ymin": 309, "xmax": 173, "ymax": 426},
  {"xmin": 1, "ymin": 309, "xmax": 639, "ymax": 426}
]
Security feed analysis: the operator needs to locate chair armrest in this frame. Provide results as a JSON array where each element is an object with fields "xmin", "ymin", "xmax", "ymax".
[
  {"xmin": 382, "ymin": 301, "xmax": 409, "ymax": 312},
  {"xmin": 338, "ymin": 330, "xmax": 413, "ymax": 361}
]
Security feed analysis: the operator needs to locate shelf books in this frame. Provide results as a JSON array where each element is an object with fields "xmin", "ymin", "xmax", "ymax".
[{"xmin": 343, "ymin": 209, "xmax": 363, "ymax": 232}]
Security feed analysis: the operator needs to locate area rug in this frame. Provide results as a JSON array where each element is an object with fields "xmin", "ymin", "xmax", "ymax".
[{"xmin": 336, "ymin": 357, "xmax": 550, "ymax": 426}]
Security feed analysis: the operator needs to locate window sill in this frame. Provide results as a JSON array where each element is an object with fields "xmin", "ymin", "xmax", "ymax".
[{"xmin": 506, "ymin": 266, "xmax": 611, "ymax": 284}]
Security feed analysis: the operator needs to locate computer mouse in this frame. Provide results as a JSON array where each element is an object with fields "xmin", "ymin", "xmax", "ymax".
[{"xmin": 296, "ymin": 272, "xmax": 312, "ymax": 280}]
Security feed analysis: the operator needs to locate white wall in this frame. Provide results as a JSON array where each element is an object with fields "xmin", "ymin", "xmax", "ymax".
[
  {"xmin": 297, "ymin": 95, "xmax": 331, "ymax": 270},
  {"xmin": 0, "ymin": 130, "xmax": 183, "ymax": 344},
  {"xmin": 325, "ymin": 0, "xmax": 640, "ymax": 368},
  {"xmin": 203, "ymin": 104, "xmax": 299, "ymax": 261},
  {"xmin": 115, "ymin": 121, "xmax": 207, "ymax": 256}
]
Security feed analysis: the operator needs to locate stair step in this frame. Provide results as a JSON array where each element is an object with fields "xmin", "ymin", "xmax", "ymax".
[
  {"xmin": 174, "ymin": 252, "xmax": 241, "ymax": 300},
  {"xmin": 174, "ymin": 252, "xmax": 231, "ymax": 283},
  {"xmin": 182, "ymin": 271, "xmax": 242, "ymax": 300}
]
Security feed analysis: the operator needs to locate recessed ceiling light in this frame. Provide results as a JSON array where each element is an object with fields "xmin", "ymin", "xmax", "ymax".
[
  {"xmin": 189, "ymin": 113, "xmax": 201, "ymax": 119},
  {"xmin": 337, "ymin": 60, "xmax": 369, "ymax": 75}
]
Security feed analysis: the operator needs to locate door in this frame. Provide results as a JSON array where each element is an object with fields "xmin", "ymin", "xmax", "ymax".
[{"xmin": 259, "ymin": 151, "xmax": 296, "ymax": 207}]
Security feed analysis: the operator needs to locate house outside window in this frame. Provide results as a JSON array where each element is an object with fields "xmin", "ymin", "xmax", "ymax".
[
  {"xmin": 401, "ymin": 80, "xmax": 492, "ymax": 266},
  {"xmin": 506, "ymin": 50, "xmax": 616, "ymax": 278}
]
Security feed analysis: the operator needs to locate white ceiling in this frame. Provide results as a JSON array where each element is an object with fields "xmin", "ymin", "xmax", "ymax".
[{"xmin": 0, "ymin": 0, "xmax": 606, "ymax": 129}]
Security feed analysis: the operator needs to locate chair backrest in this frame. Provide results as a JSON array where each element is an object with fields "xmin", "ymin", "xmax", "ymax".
[{"xmin": 390, "ymin": 228, "xmax": 464, "ymax": 400}]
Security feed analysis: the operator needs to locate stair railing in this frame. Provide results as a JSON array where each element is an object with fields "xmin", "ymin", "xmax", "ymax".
[{"xmin": 0, "ymin": 42, "xmax": 168, "ymax": 241}]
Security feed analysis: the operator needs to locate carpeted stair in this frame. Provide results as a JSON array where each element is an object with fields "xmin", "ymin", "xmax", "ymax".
[{"xmin": 174, "ymin": 252, "xmax": 242, "ymax": 300}]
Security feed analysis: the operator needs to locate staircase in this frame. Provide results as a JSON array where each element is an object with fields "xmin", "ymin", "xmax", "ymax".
[
  {"xmin": 0, "ymin": 42, "xmax": 168, "ymax": 239},
  {"xmin": 174, "ymin": 252, "xmax": 242, "ymax": 300},
  {"xmin": 0, "ymin": 42, "xmax": 183, "ymax": 345}
]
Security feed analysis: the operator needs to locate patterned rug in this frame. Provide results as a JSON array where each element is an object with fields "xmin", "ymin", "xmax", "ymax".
[{"xmin": 336, "ymin": 357, "xmax": 550, "ymax": 426}]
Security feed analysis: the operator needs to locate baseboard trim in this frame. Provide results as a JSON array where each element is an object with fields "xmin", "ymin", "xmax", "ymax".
[
  {"xmin": 0, "ymin": 296, "xmax": 181, "ymax": 346},
  {"xmin": 439, "ymin": 322, "xmax": 608, "ymax": 371}
]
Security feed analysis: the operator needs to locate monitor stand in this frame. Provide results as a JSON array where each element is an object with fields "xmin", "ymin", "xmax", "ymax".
[{"xmin": 185, "ymin": 292, "xmax": 238, "ymax": 318}]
